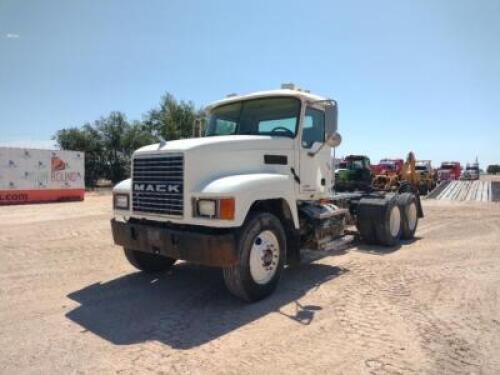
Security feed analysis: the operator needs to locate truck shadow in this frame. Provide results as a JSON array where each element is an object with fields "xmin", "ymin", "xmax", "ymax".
[
  {"xmin": 355, "ymin": 236, "xmax": 421, "ymax": 255},
  {"xmin": 66, "ymin": 262, "xmax": 347, "ymax": 349}
]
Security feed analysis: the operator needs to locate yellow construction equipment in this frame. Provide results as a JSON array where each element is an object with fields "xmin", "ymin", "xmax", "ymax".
[{"xmin": 372, "ymin": 152, "xmax": 418, "ymax": 191}]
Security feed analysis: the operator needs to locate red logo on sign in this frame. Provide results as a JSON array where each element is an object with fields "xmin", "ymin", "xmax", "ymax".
[
  {"xmin": 51, "ymin": 156, "xmax": 66, "ymax": 171},
  {"xmin": 51, "ymin": 155, "xmax": 78, "ymax": 183}
]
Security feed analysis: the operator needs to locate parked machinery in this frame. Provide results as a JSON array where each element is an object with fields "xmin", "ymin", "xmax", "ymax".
[
  {"xmin": 415, "ymin": 160, "xmax": 437, "ymax": 195},
  {"xmin": 371, "ymin": 158, "xmax": 404, "ymax": 176},
  {"xmin": 437, "ymin": 161, "xmax": 461, "ymax": 182},
  {"xmin": 371, "ymin": 157, "xmax": 409, "ymax": 192},
  {"xmin": 461, "ymin": 159, "xmax": 480, "ymax": 180},
  {"xmin": 372, "ymin": 152, "xmax": 424, "ymax": 202},
  {"xmin": 334, "ymin": 155, "xmax": 373, "ymax": 192}
]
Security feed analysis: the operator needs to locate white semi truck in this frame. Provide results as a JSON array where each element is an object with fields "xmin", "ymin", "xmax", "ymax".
[
  {"xmin": 111, "ymin": 86, "xmax": 423, "ymax": 301},
  {"xmin": 461, "ymin": 160, "xmax": 480, "ymax": 181}
]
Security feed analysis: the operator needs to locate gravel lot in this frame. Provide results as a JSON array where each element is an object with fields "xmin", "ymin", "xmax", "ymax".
[{"xmin": 1, "ymin": 192, "xmax": 500, "ymax": 374}]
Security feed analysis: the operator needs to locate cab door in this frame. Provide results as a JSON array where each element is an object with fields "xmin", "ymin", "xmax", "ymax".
[{"xmin": 298, "ymin": 106, "xmax": 332, "ymax": 198}]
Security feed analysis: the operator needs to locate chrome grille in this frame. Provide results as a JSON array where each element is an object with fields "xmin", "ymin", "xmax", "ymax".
[{"xmin": 132, "ymin": 154, "xmax": 184, "ymax": 216}]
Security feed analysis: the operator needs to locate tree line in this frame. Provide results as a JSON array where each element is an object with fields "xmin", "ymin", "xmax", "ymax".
[
  {"xmin": 54, "ymin": 93, "xmax": 204, "ymax": 187},
  {"xmin": 487, "ymin": 165, "xmax": 500, "ymax": 174}
]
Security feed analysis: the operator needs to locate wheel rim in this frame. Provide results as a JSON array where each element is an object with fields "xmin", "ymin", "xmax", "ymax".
[
  {"xmin": 407, "ymin": 202, "xmax": 417, "ymax": 231},
  {"xmin": 249, "ymin": 230, "xmax": 280, "ymax": 285},
  {"xmin": 389, "ymin": 206, "xmax": 401, "ymax": 237}
]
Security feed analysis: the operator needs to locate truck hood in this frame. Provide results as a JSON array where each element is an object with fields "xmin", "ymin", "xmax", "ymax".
[
  {"xmin": 134, "ymin": 135, "xmax": 293, "ymax": 155},
  {"xmin": 131, "ymin": 135, "xmax": 296, "ymax": 194}
]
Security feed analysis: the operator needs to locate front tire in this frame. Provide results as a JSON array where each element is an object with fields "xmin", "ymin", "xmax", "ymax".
[
  {"xmin": 223, "ymin": 212, "xmax": 286, "ymax": 302},
  {"xmin": 123, "ymin": 248, "xmax": 176, "ymax": 273}
]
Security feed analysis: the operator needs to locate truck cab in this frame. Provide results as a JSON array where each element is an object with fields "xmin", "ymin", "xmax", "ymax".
[
  {"xmin": 415, "ymin": 160, "xmax": 432, "ymax": 175},
  {"xmin": 113, "ymin": 88, "xmax": 335, "ymax": 227},
  {"xmin": 334, "ymin": 155, "xmax": 372, "ymax": 191},
  {"xmin": 438, "ymin": 161, "xmax": 461, "ymax": 182},
  {"xmin": 461, "ymin": 162, "xmax": 480, "ymax": 180},
  {"xmin": 414, "ymin": 160, "xmax": 436, "ymax": 195},
  {"xmin": 372, "ymin": 159, "xmax": 404, "ymax": 176},
  {"xmin": 111, "ymin": 86, "xmax": 421, "ymax": 301}
]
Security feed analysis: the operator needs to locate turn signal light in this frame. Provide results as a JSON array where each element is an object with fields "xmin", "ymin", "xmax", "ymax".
[{"xmin": 219, "ymin": 198, "xmax": 235, "ymax": 220}]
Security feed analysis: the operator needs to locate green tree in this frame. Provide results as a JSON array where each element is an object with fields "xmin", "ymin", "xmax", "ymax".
[
  {"xmin": 54, "ymin": 93, "xmax": 204, "ymax": 187},
  {"xmin": 53, "ymin": 125, "xmax": 105, "ymax": 187},
  {"xmin": 143, "ymin": 93, "xmax": 204, "ymax": 140},
  {"xmin": 122, "ymin": 121, "xmax": 156, "ymax": 156},
  {"xmin": 487, "ymin": 165, "xmax": 500, "ymax": 174},
  {"xmin": 96, "ymin": 112, "xmax": 130, "ymax": 183}
]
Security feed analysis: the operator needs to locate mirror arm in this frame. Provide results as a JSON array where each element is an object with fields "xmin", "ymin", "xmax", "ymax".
[{"xmin": 307, "ymin": 143, "xmax": 325, "ymax": 157}]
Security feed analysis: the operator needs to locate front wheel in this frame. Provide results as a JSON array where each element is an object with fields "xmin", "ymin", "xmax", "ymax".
[{"xmin": 223, "ymin": 212, "xmax": 286, "ymax": 302}]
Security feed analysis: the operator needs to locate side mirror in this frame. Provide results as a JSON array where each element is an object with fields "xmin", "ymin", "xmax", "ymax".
[
  {"xmin": 326, "ymin": 132, "xmax": 342, "ymax": 147},
  {"xmin": 325, "ymin": 102, "xmax": 341, "ymax": 147}
]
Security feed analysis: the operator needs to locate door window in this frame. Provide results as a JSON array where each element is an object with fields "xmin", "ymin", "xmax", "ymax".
[{"xmin": 302, "ymin": 107, "xmax": 325, "ymax": 148}]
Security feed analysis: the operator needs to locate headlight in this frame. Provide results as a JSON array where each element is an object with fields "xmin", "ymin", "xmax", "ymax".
[
  {"xmin": 195, "ymin": 198, "xmax": 235, "ymax": 220},
  {"xmin": 113, "ymin": 193, "xmax": 129, "ymax": 210},
  {"xmin": 197, "ymin": 199, "xmax": 216, "ymax": 217}
]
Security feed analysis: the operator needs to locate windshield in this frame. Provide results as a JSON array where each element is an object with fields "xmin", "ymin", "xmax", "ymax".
[
  {"xmin": 441, "ymin": 164, "xmax": 455, "ymax": 170},
  {"xmin": 415, "ymin": 166, "xmax": 427, "ymax": 171},
  {"xmin": 341, "ymin": 159, "xmax": 366, "ymax": 170},
  {"xmin": 380, "ymin": 160, "xmax": 396, "ymax": 165},
  {"xmin": 205, "ymin": 97, "xmax": 300, "ymax": 137},
  {"xmin": 349, "ymin": 160, "xmax": 365, "ymax": 170}
]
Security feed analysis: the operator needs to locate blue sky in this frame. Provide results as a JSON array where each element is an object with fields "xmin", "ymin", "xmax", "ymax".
[{"xmin": 1, "ymin": 0, "xmax": 499, "ymax": 168}]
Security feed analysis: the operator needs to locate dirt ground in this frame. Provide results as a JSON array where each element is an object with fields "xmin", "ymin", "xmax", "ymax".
[{"xmin": 1, "ymin": 193, "xmax": 500, "ymax": 374}]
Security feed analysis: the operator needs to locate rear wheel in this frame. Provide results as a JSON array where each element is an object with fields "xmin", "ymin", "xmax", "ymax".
[
  {"xmin": 123, "ymin": 248, "xmax": 176, "ymax": 273},
  {"xmin": 223, "ymin": 212, "xmax": 286, "ymax": 302},
  {"xmin": 356, "ymin": 199, "xmax": 377, "ymax": 244},
  {"xmin": 357, "ymin": 195, "xmax": 402, "ymax": 246},
  {"xmin": 375, "ymin": 199, "xmax": 402, "ymax": 246},
  {"xmin": 397, "ymin": 193, "xmax": 418, "ymax": 240}
]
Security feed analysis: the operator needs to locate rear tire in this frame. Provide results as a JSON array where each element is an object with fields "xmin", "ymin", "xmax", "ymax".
[
  {"xmin": 357, "ymin": 195, "xmax": 402, "ymax": 246},
  {"xmin": 123, "ymin": 248, "xmax": 176, "ymax": 273},
  {"xmin": 399, "ymin": 182, "xmax": 424, "ymax": 218},
  {"xmin": 356, "ymin": 199, "xmax": 378, "ymax": 244},
  {"xmin": 223, "ymin": 212, "xmax": 286, "ymax": 302},
  {"xmin": 396, "ymin": 193, "xmax": 418, "ymax": 240},
  {"xmin": 374, "ymin": 197, "xmax": 402, "ymax": 246}
]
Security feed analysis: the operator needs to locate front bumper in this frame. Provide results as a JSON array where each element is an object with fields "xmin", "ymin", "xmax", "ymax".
[{"xmin": 111, "ymin": 219, "xmax": 238, "ymax": 267}]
